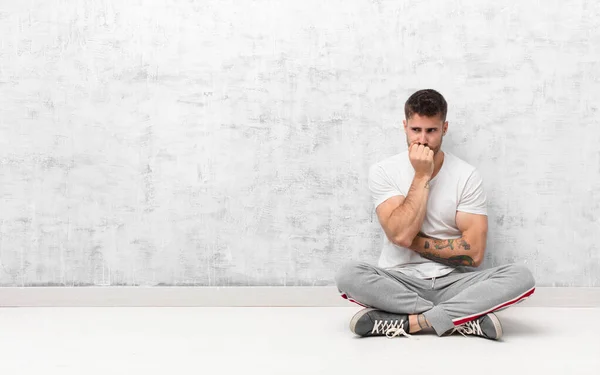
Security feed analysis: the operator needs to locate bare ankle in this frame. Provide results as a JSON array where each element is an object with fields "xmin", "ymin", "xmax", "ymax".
[
  {"xmin": 409, "ymin": 314, "xmax": 431, "ymax": 333},
  {"xmin": 408, "ymin": 315, "xmax": 421, "ymax": 333}
]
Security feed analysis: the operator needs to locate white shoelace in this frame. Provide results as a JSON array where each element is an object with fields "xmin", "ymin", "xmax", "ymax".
[
  {"xmin": 453, "ymin": 320, "xmax": 483, "ymax": 337},
  {"xmin": 371, "ymin": 319, "xmax": 412, "ymax": 338}
]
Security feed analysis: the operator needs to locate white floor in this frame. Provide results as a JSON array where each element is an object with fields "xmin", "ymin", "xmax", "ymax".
[{"xmin": 0, "ymin": 307, "xmax": 598, "ymax": 375}]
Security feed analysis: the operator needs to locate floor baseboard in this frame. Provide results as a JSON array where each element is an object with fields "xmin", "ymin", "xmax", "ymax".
[{"xmin": 0, "ymin": 287, "xmax": 598, "ymax": 307}]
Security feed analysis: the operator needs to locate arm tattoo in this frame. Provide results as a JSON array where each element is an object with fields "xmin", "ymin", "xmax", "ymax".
[
  {"xmin": 434, "ymin": 239, "xmax": 455, "ymax": 251},
  {"xmin": 422, "ymin": 236, "xmax": 471, "ymax": 252},
  {"xmin": 414, "ymin": 235, "xmax": 475, "ymax": 266},
  {"xmin": 421, "ymin": 252, "xmax": 474, "ymax": 267},
  {"xmin": 460, "ymin": 239, "xmax": 471, "ymax": 250}
]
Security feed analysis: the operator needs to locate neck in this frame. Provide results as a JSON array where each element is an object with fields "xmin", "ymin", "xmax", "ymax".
[{"xmin": 431, "ymin": 150, "xmax": 445, "ymax": 179}]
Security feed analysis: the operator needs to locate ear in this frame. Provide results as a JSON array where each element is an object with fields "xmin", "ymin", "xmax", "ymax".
[
  {"xmin": 403, "ymin": 119, "xmax": 407, "ymax": 131},
  {"xmin": 443, "ymin": 121, "xmax": 448, "ymax": 135}
]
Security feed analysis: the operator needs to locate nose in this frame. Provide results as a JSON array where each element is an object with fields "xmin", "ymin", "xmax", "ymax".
[{"xmin": 419, "ymin": 133, "xmax": 427, "ymax": 146}]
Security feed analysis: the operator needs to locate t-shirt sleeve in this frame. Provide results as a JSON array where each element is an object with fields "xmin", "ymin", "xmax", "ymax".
[
  {"xmin": 457, "ymin": 169, "xmax": 487, "ymax": 215},
  {"xmin": 368, "ymin": 164, "xmax": 405, "ymax": 209}
]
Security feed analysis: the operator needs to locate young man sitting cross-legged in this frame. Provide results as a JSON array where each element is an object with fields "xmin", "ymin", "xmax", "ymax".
[{"xmin": 335, "ymin": 89, "xmax": 535, "ymax": 340}]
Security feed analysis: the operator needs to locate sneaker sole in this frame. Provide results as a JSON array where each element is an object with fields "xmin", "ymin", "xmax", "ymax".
[
  {"xmin": 349, "ymin": 308, "xmax": 377, "ymax": 335},
  {"xmin": 487, "ymin": 313, "xmax": 503, "ymax": 340}
]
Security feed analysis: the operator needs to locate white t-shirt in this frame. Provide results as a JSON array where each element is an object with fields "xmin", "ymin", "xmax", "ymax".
[{"xmin": 368, "ymin": 151, "xmax": 487, "ymax": 279}]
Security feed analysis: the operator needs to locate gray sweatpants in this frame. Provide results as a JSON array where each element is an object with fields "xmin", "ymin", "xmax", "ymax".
[{"xmin": 335, "ymin": 261, "xmax": 536, "ymax": 336}]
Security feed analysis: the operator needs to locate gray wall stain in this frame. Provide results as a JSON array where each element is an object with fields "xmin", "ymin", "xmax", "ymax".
[{"xmin": 0, "ymin": 1, "xmax": 599, "ymax": 287}]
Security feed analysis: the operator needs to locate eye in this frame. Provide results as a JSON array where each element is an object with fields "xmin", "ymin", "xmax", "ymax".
[{"xmin": 427, "ymin": 129, "xmax": 437, "ymax": 133}]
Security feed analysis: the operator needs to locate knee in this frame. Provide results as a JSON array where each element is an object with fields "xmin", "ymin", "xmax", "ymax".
[
  {"xmin": 334, "ymin": 261, "xmax": 371, "ymax": 292},
  {"xmin": 507, "ymin": 264, "xmax": 536, "ymax": 290}
]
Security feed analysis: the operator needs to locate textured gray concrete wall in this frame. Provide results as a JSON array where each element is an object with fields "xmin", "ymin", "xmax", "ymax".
[{"xmin": 0, "ymin": 0, "xmax": 598, "ymax": 287}]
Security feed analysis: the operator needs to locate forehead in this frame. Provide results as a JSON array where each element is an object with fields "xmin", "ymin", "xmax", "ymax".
[{"xmin": 407, "ymin": 114, "xmax": 444, "ymax": 128}]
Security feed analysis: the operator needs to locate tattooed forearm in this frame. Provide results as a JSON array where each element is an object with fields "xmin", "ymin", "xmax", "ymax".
[
  {"xmin": 423, "ymin": 238, "xmax": 471, "ymax": 252},
  {"xmin": 425, "ymin": 240, "xmax": 454, "ymax": 250},
  {"xmin": 409, "ymin": 234, "xmax": 480, "ymax": 267},
  {"xmin": 421, "ymin": 252, "xmax": 474, "ymax": 267}
]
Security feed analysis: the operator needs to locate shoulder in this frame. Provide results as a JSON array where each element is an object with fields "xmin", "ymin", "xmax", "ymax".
[
  {"xmin": 368, "ymin": 151, "xmax": 410, "ymax": 191},
  {"xmin": 369, "ymin": 151, "xmax": 409, "ymax": 174},
  {"xmin": 444, "ymin": 152, "xmax": 479, "ymax": 178},
  {"xmin": 444, "ymin": 153, "xmax": 486, "ymax": 199}
]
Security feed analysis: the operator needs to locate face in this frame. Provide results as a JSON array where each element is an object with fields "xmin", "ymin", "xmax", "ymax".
[{"xmin": 403, "ymin": 114, "xmax": 448, "ymax": 155}]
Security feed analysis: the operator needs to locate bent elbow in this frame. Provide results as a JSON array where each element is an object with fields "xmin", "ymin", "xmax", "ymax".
[
  {"xmin": 471, "ymin": 249, "xmax": 485, "ymax": 267},
  {"xmin": 392, "ymin": 235, "xmax": 411, "ymax": 248}
]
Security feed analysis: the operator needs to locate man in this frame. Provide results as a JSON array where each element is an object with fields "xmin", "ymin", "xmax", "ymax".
[{"xmin": 335, "ymin": 89, "xmax": 535, "ymax": 340}]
